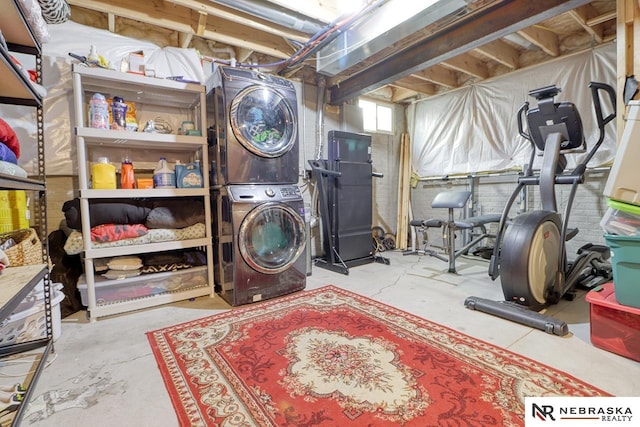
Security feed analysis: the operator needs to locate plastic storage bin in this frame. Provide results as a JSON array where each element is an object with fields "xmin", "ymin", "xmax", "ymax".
[
  {"xmin": 0, "ymin": 190, "xmax": 29, "ymax": 233},
  {"xmin": 603, "ymin": 233, "xmax": 640, "ymax": 308},
  {"xmin": 600, "ymin": 199, "xmax": 640, "ymax": 236},
  {"xmin": 78, "ymin": 266, "xmax": 208, "ymax": 305},
  {"xmin": 0, "ymin": 286, "xmax": 65, "ymax": 347},
  {"xmin": 604, "ymin": 100, "xmax": 640, "ymax": 205},
  {"xmin": 585, "ymin": 283, "xmax": 640, "ymax": 362}
]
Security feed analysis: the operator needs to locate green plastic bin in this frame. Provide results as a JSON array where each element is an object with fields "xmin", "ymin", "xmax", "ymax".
[{"xmin": 604, "ymin": 233, "xmax": 640, "ymax": 309}]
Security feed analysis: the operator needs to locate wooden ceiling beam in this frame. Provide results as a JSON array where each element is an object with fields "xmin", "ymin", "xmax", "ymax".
[
  {"xmin": 569, "ymin": 5, "xmax": 605, "ymax": 43},
  {"xmin": 441, "ymin": 53, "xmax": 489, "ymax": 80},
  {"xmin": 108, "ymin": 13, "xmax": 115, "ymax": 33},
  {"xmin": 195, "ymin": 10, "xmax": 207, "ymax": 36},
  {"xmin": 475, "ymin": 39, "xmax": 520, "ymax": 69},
  {"xmin": 164, "ymin": 0, "xmax": 309, "ymax": 42},
  {"xmin": 391, "ymin": 76, "xmax": 436, "ymax": 96},
  {"xmin": 179, "ymin": 32, "xmax": 193, "ymax": 49},
  {"xmin": 586, "ymin": 10, "xmax": 616, "ymax": 26},
  {"xmin": 328, "ymin": 0, "xmax": 594, "ymax": 105},
  {"xmin": 412, "ymin": 65, "xmax": 458, "ymax": 88},
  {"xmin": 518, "ymin": 25, "xmax": 560, "ymax": 56},
  {"xmin": 390, "ymin": 86, "xmax": 419, "ymax": 103},
  {"xmin": 68, "ymin": 0, "xmax": 294, "ymax": 59}
]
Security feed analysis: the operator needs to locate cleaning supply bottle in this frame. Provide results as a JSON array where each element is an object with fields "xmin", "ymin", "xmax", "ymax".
[
  {"xmin": 111, "ymin": 96, "xmax": 128, "ymax": 130},
  {"xmin": 176, "ymin": 160, "xmax": 203, "ymax": 188},
  {"xmin": 87, "ymin": 45, "xmax": 99, "ymax": 63},
  {"xmin": 120, "ymin": 157, "xmax": 135, "ymax": 189},
  {"xmin": 153, "ymin": 157, "xmax": 175, "ymax": 188},
  {"xmin": 92, "ymin": 157, "xmax": 116, "ymax": 189},
  {"xmin": 89, "ymin": 93, "xmax": 109, "ymax": 129}
]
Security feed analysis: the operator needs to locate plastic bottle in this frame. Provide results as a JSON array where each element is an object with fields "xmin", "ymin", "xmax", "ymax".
[
  {"xmin": 87, "ymin": 45, "xmax": 99, "ymax": 63},
  {"xmin": 89, "ymin": 93, "xmax": 109, "ymax": 129},
  {"xmin": 176, "ymin": 160, "xmax": 203, "ymax": 188},
  {"xmin": 92, "ymin": 157, "xmax": 116, "ymax": 189},
  {"xmin": 153, "ymin": 157, "xmax": 176, "ymax": 188},
  {"xmin": 111, "ymin": 96, "xmax": 128, "ymax": 130},
  {"xmin": 120, "ymin": 158, "xmax": 135, "ymax": 189}
]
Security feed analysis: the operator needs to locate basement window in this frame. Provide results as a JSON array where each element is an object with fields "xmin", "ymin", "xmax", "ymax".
[{"xmin": 358, "ymin": 99, "xmax": 393, "ymax": 134}]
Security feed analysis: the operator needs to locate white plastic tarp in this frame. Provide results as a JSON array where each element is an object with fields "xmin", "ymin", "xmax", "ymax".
[
  {"xmin": 407, "ymin": 44, "xmax": 617, "ymax": 178},
  {"xmin": 3, "ymin": 21, "xmax": 204, "ymax": 175}
]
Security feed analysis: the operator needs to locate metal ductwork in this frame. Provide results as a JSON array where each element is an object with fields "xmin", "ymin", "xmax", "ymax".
[
  {"xmin": 211, "ymin": 0, "xmax": 326, "ymax": 34},
  {"xmin": 316, "ymin": 0, "xmax": 467, "ymax": 76}
]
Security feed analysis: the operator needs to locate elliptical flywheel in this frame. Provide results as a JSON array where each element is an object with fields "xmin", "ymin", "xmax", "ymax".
[{"xmin": 499, "ymin": 210, "xmax": 563, "ymax": 310}]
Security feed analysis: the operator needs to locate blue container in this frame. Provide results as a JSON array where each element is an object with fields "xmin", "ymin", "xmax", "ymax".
[{"xmin": 604, "ymin": 233, "xmax": 640, "ymax": 309}]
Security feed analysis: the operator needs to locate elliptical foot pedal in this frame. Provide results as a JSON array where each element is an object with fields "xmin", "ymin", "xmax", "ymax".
[{"xmin": 464, "ymin": 296, "xmax": 569, "ymax": 336}]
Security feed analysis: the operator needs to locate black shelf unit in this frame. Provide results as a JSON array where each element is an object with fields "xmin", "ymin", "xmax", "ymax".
[{"xmin": 0, "ymin": 1, "xmax": 51, "ymax": 425}]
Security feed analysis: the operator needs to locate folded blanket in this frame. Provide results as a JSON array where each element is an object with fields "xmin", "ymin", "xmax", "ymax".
[
  {"xmin": 0, "ymin": 160, "xmax": 27, "ymax": 178},
  {"xmin": 63, "ymin": 198, "xmax": 153, "ymax": 229},
  {"xmin": 63, "ymin": 222, "xmax": 206, "ymax": 255},
  {"xmin": 90, "ymin": 223, "xmax": 148, "ymax": 243}
]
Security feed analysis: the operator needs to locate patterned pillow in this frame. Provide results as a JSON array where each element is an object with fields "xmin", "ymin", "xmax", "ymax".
[{"xmin": 37, "ymin": 0, "xmax": 70, "ymax": 24}]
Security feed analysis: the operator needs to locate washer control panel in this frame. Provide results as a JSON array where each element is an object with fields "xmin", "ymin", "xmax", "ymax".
[{"xmin": 228, "ymin": 184, "xmax": 301, "ymax": 202}]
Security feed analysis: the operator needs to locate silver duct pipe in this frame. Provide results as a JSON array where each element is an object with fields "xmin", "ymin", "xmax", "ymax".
[
  {"xmin": 314, "ymin": 77, "xmax": 326, "ymax": 160},
  {"xmin": 210, "ymin": 0, "xmax": 325, "ymax": 34}
]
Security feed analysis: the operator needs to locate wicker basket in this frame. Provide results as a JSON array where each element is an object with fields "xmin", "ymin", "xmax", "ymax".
[{"xmin": 0, "ymin": 228, "xmax": 43, "ymax": 267}]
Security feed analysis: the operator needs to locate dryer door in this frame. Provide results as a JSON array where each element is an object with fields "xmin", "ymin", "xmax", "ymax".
[
  {"xmin": 230, "ymin": 86, "xmax": 297, "ymax": 158},
  {"xmin": 239, "ymin": 202, "xmax": 306, "ymax": 274}
]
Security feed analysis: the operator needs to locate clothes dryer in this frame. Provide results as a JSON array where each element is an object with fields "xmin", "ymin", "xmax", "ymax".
[
  {"xmin": 212, "ymin": 184, "xmax": 306, "ymax": 306},
  {"xmin": 206, "ymin": 66, "xmax": 299, "ymax": 185}
]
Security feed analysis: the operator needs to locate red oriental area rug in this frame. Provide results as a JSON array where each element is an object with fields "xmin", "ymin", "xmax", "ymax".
[{"xmin": 146, "ymin": 286, "xmax": 607, "ymax": 426}]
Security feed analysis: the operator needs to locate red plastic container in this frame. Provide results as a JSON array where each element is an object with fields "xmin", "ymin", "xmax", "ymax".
[{"xmin": 585, "ymin": 282, "xmax": 640, "ymax": 362}]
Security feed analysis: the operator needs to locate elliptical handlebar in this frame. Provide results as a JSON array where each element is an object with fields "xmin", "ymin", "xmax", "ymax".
[
  {"xmin": 517, "ymin": 101, "xmax": 537, "ymax": 177},
  {"xmin": 574, "ymin": 82, "xmax": 617, "ymax": 174},
  {"xmin": 589, "ymin": 81, "xmax": 616, "ymax": 129}
]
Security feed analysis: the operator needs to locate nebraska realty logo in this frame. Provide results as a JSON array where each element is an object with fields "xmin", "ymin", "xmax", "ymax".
[{"xmin": 525, "ymin": 397, "xmax": 640, "ymax": 426}]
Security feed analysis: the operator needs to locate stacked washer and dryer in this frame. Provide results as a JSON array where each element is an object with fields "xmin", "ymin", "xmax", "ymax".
[{"xmin": 206, "ymin": 66, "xmax": 307, "ymax": 306}]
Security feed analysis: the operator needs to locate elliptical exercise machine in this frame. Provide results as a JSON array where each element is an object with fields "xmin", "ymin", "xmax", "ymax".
[{"xmin": 465, "ymin": 82, "xmax": 616, "ymax": 336}]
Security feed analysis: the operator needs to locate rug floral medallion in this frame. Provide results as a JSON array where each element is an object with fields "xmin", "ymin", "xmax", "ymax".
[{"xmin": 147, "ymin": 286, "xmax": 608, "ymax": 426}]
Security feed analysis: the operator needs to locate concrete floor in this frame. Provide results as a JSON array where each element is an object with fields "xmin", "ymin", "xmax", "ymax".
[{"xmin": 15, "ymin": 251, "xmax": 640, "ymax": 426}]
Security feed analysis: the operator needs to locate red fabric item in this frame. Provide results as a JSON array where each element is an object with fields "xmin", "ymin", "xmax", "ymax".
[
  {"xmin": 147, "ymin": 286, "xmax": 609, "ymax": 427},
  {"xmin": 90, "ymin": 223, "xmax": 148, "ymax": 242},
  {"xmin": 0, "ymin": 118, "xmax": 20, "ymax": 159}
]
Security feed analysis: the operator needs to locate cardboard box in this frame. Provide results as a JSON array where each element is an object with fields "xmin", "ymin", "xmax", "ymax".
[{"xmin": 128, "ymin": 50, "xmax": 145, "ymax": 75}]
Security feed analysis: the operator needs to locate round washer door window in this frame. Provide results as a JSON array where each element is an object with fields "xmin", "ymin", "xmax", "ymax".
[
  {"xmin": 239, "ymin": 203, "xmax": 306, "ymax": 274},
  {"xmin": 230, "ymin": 85, "xmax": 297, "ymax": 158}
]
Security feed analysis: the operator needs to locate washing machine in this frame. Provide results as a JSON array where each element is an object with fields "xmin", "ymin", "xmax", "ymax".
[
  {"xmin": 212, "ymin": 184, "xmax": 307, "ymax": 306},
  {"xmin": 206, "ymin": 66, "xmax": 299, "ymax": 185}
]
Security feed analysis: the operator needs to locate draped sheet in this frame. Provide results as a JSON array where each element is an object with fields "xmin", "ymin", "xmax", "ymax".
[{"xmin": 408, "ymin": 44, "xmax": 617, "ymax": 178}]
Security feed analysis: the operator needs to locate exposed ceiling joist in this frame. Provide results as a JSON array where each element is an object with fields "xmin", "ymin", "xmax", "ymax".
[
  {"xmin": 569, "ymin": 4, "xmax": 605, "ymax": 43},
  {"xmin": 391, "ymin": 76, "xmax": 437, "ymax": 96},
  {"xmin": 68, "ymin": 0, "xmax": 299, "ymax": 58},
  {"xmin": 328, "ymin": 0, "xmax": 593, "ymax": 105},
  {"xmin": 517, "ymin": 25, "xmax": 560, "ymax": 57},
  {"xmin": 475, "ymin": 40, "xmax": 519, "ymax": 69},
  {"xmin": 107, "ymin": 13, "xmax": 115, "ymax": 32},
  {"xmin": 412, "ymin": 65, "xmax": 459, "ymax": 88},
  {"xmin": 164, "ymin": 0, "xmax": 309, "ymax": 42},
  {"xmin": 390, "ymin": 86, "xmax": 419, "ymax": 103},
  {"xmin": 441, "ymin": 54, "xmax": 490, "ymax": 80}
]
